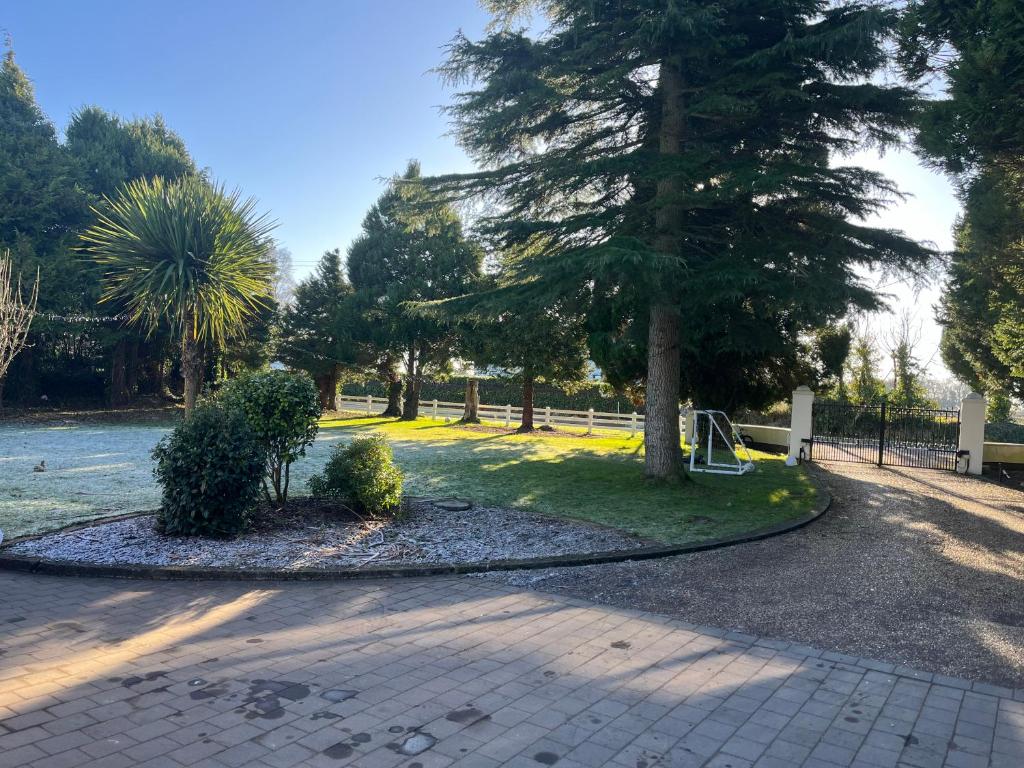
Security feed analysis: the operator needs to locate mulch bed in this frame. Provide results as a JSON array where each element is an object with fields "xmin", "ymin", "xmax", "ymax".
[{"xmin": 5, "ymin": 497, "xmax": 648, "ymax": 570}]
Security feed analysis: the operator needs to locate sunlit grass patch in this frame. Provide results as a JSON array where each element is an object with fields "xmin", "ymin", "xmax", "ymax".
[{"xmin": 316, "ymin": 414, "xmax": 816, "ymax": 545}]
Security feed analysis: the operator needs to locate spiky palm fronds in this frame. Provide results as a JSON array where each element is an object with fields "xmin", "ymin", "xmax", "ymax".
[{"xmin": 80, "ymin": 176, "xmax": 275, "ymax": 345}]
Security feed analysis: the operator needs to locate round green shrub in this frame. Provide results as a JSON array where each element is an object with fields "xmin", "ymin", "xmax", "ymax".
[
  {"xmin": 217, "ymin": 370, "xmax": 322, "ymax": 503},
  {"xmin": 152, "ymin": 403, "xmax": 264, "ymax": 537},
  {"xmin": 309, "ymin": 434, "xmax": 404, "ymax": 516}
]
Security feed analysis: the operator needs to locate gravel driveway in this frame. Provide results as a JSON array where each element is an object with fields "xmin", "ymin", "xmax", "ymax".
[{"xmin": 484, "ymin": 463, "xmax": 1024, "ymax": 688}]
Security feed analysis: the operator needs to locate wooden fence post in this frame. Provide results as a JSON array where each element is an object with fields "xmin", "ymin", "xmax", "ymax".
[
  {"xmin": 365, "ymin": 395, "xmax": 372, "ymax": 414},
  {"xmin": 504, "ymin": 404, "xmax": 512, "ymax": 428},
  {"xmin": 432, "ymin": 399, "xmax": 438, "ymax": 420},
  {"xmin": 545, "ymin": 406, "xmax": 552, "ymax": 428},
  {"xmin": 630, "ymin": 411, "xmax": 638, "ymax": 438},
  {"xmin": 587, "ymin": 408, "xmax": 594, "ymax": 435}
]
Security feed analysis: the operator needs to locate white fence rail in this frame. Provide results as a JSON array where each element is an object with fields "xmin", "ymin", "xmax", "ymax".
[
  {"xmin": 337, "ymin": 395, "xmax": 646, "ymax": 436},
  {"xmin": 335, "ymin": 395, "xmax": 790, "ymax": 449}
]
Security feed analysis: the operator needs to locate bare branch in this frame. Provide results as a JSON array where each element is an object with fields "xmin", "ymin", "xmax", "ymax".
[{"xmin": 0, "ymin": 251, "xmax": 39, "ymax": 402}]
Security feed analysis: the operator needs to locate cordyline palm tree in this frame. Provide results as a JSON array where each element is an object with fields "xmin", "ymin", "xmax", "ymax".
[{"xmin": 81, "ymin": 176, "xmax": 275, "ymax": 413}]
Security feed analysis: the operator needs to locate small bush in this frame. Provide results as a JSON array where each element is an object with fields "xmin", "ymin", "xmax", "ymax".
[
  {"xmin": 152, "ymin": 403, "xmax": 264, "ymax": 537},
  {"xmin": 217, "ymin": 370, "xmax": 322, "ymax": 503},
  {"xmin": 309, "ymin": 435, "xmax": 404, "ymax": 516}
]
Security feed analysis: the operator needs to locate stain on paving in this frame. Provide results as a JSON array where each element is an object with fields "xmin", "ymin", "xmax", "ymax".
[
  {"xmin": 190, "ymin": 682, "xmax": 229, "ymax": 701},
  {"xmin": 121, "ymin": 670, "xmax": 169, "ymax": 687},
  {"xmin": 311, "ymin": 711, "xmax": 343, "ymax": 721},
  {"xmin": 445, "ymin": 707, "xmax": 489, "ymax": 726},
  {"xmin": 323, "ymin": 741, "xmax": 353, "ymax": 759},
  {"xmin": 240, "ymin": 679, "xmax": 311, "ymax": 720}
]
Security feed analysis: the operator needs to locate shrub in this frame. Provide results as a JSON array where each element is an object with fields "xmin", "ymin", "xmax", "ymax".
[
  {"xmin": 309, "ymin": 435, "xmax": 404, "ymax": 516},
  {"xmin": 218, "ymin": 370, "xmax": 322, "ymax": 503},
  {"xmin": 152, "ymin": 403, "xmax": 264, "ymax": 537}
]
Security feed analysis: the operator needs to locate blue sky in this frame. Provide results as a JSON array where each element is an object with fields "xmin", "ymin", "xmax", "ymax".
[
  {"xmin": 5, "ymin": 1, "xmax": 961, "ymax": 377},
  {"xmin": 4, "ymin": 0, "xmax": 490, "ymax": 275}
]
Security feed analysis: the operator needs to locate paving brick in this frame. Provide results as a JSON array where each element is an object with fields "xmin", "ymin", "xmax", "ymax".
[{"xmin": 0, "ymin": 572, "xmax": 1020, "ymax": 768}]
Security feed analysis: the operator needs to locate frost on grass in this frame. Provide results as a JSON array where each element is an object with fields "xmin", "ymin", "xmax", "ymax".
[
  {"xmin": 0, "ymin": 423, "xmax": 560, "ymax": 539},
  {"xmin": 7, "ymin": 501, "xmax": 645, "ymax": 569},
  {"xmin": 0, "ymin": 425, "xmax": 170, "ymax": 538},
  {"xmin": 1, "ymin": 425, "xmax": 380, "ymax": 538}
]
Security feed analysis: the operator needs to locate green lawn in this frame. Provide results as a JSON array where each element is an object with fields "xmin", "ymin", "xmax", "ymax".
[
  {"xmin": 317, "ymin": 414, "xmax": 817, "ymax": 545},
  {"xmin": 1, "ymin": 414, "xmax": 816, "ymax": 543}
]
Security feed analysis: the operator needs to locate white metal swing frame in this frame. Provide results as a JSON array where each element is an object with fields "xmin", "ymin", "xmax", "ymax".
[{"xmin": 687, "ymin": 409, "xmax": 756, "ymax": 476}]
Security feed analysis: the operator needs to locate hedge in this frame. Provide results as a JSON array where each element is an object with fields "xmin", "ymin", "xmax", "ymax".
[{"xmin": 340, "ymin": 377, "xmax": 641, "ymax": 414}]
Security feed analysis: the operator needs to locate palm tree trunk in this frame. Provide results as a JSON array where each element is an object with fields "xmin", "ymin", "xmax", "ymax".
[
  {"xmin": 181, "ymin": 328, "xmax": 201, "ymax": 415},
  {"xmin": 109, "ymin": 337, "xmax": 130, "ymax": 407}
]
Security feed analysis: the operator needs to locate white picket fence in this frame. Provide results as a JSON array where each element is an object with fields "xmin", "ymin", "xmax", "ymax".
[{"xmin": 337, "ymin": 395, "xmax": 647, "ymax": 437}]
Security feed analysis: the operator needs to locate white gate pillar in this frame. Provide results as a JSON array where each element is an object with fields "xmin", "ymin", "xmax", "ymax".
[
  {"xmin": 958, "ymin": 392, "xmax": 986, "ymax": 475},
  {"xmin": 788, "ymin": 386, "xmax": 815, "ymax": 463}
]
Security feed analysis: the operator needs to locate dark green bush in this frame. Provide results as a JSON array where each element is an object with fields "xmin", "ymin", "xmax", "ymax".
[
  {"xmin": 152, "ymin": 403, "xmax": 264, "ymax": 537},
  {"xmin": 309, "ymin": 435, "xmax": 404, "ymax": 516},
  {"xmin": 986, "ymin": 420, "xmax": 1024, "ymax": 444},
  {"xmin": 217, "ymin": 370, "xmax": 322, "ymax": 503}
]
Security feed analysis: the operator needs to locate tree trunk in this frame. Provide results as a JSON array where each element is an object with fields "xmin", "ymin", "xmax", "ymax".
[
  {"xmin": 645, "ymin": 306, "xmax": 682, "ymax": 477},
  {"xmin": 327, "ymin": 365, "xmax": 340, "ymax": 411},
  {"xmin": 181, "ymin": 328, "xmax": 201, "ymax": 415},
  {"xmin": 517, "ymin": 374, "xmax": 535, "ymax": 432},
  {"xmin": 462, "ymin": 377, "xmax": 480, "ymax": 423},
  {"xmin": 109, "ymin": 337, "xmax": 130, "ymax": 407},
  {"xmin": 401, "ymin": 345, "xmax": 420, "ymax": 420},
  {"xmin": 644, "ymin": 57, "xmax": 685, "ymax": 479},
  {"xmin": 315, "ymin": 368, "xmax": 339, "ymax": 411},
  {"xmin": 126, "ymin": 338, "xmax": 140, "ymax": 396},
  {"xmin": 380, "ymin": 365, "xmax": 403, "ymax": 417}
]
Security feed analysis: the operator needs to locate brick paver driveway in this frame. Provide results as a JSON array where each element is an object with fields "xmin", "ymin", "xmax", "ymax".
[
  {"xmin": 2, "ymin": 572, "xmax": 1023, "ymax": 768},
  {"xmin": 490, "ymin": 463, "xmax": 1024, "ymax": 690}
]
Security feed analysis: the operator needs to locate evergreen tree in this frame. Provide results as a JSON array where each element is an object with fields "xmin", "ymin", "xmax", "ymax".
[
  {"xmin": 0, "ymin": 48, "xmax": 91, "ymax": 400},
  {"xmin": 466, "ymin": 300, "xmax": 589, "ymax": 431},
  {"xmin": 278, "ymin": 249, "xmax": 357, "ymax": 409},
  {"xmin": 347, "ymin": 161, "xmax": 482, "ymax": 420},
  {"xmin": 813, "ymin": 323, "xmax": 853, "ymax": 399},
  {"xmin": 67, "ymin": 107, "xmax": 195, "ymax": 198},
  {"xmin": 429, "ymin": 0, "xmax": 931, "ymax": 477},
  {"xmin": 847, "ymin": 332, "xmax": 885, "ymax": 405},
  {"xmin": 900, "ymin": 1, "xmax": 1024, "ymax": 402}
]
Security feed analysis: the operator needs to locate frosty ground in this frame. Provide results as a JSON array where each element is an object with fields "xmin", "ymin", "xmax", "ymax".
[{"xmin": 0, "ymin": 415, "xmax": 815, "ymax": 543}]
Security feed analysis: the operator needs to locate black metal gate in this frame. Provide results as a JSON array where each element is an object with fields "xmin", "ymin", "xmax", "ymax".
[{"xmin": 811, "ymin": 400, "xmax": 960, "ymax": 470}]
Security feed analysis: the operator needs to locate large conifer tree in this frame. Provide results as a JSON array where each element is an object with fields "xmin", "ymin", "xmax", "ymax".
[
  {"xmin": 278, "ymin": 249, "xmax": 356, "ymax": 409},
  {"xmin": 430, "ymin": 0, "xmax": 931, "ymax": 478},
  {"xmin": 900, "ymin": 0, "xmax": 1024, "ymax": 402},
  {"xmin": 347, "ymin": 161, "xmax": 482, "ymax": 420}
]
